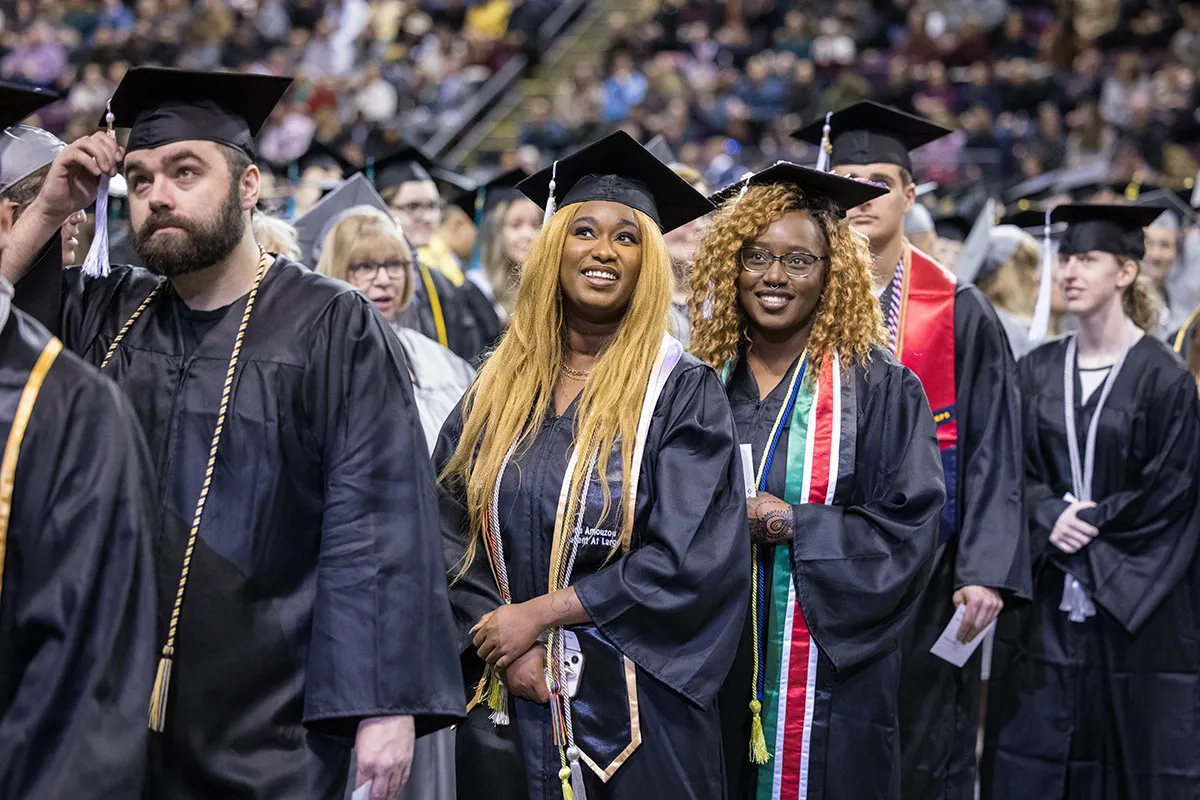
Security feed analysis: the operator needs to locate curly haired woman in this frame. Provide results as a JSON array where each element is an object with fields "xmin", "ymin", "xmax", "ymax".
[
  {"xmin": 690, "ymin": 164, "xmax": 946, "ymax": 800},
  {"xmin": 436, "ymin": 132, "xmax": 750, "ymax": 800}
]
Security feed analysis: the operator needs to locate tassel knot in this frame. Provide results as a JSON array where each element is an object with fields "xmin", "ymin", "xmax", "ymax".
[{"xmin": 749, "ymin": 698, "xmax": 770, "ymax": 764}]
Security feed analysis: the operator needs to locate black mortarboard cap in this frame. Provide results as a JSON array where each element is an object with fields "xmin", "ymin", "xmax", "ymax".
[
  {"xmin": 791, "ymin": 101, "xmax": 952, "ymax": 174},
  {"xmin": 296, "ymin": 139, "xmax": 357, "ymax": 176},
  {"xmin": 1135, "ymin": 189, "xmax": 1197, "ymax": 227},
  {"xmin": 108, "ymin": 67, "xmax": 292, "ymax": 159},
  {"xmin": 517, "ymin": 131, "xmax": 715, "ymax": 233},
  {"xmin": 999, "ymin": 208, "xmax": 1047, "ymax": 230},
  {"xmin": 451, "ymin": 167, "xmax": 528, "ymax": 221},
  {"xmin": 707, "ymin": 161, "xmax": 888, "ymax": 217},
  {"xmin": 934, "ymin": 214, "xmax": 971, "ymax": 242},
  {"xmin": 293, "ymin": 172, "xmax": 393, "ymax": 265},
  {"xmin": 369, "ymin": 145, "xmax": 475, "ymax": 193},
  {"xmin": 0, "ymin": 81, "xmax": 59, "ymax": 130},
  {"xmin": 1051, "ymin": 203, "xmax": 1167, "ymax": 260},
  {"xmin": 0, "ymin": 83, "xmax": 64, "ymax": 194},
  {"xmin": 1005, "ymin": 170, "xmax": 1062, "ymax": 203}
]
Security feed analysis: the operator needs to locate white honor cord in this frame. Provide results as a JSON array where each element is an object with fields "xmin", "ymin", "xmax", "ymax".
[{"xmin": 1062, "ymin": 320, "xmax": 1135, "ymax": 502}]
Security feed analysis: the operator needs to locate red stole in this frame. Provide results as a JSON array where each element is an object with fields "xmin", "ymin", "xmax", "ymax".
[{"xmin": 896, "ymin": 242, "xmax": 959, "ymax": 541}]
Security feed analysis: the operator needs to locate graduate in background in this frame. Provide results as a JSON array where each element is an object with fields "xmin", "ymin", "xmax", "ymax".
[
  {"xmin": 1, "ymin": 67, "xmax": 464, "ymax": 800},
  {"xmin": 690, "ymin": 164, "xmax": 943, "ymax": 800},
  {"xmin": 794, "ymin": 102, "xmax": 1031, "ymax": 800},
  {"xmin": 374, "ymin": 146, "xmax": 500, "ymax": 360},
  {"xmin": 982, "ymin": 204, "xmax": 1200, "ymax": 800},
  {"xmin": 437, "ymin": 132, "xmax": 749, "ymax": 799},
  {"xmin": 0, "ymin": 88, "xmax": 157, "ymax": 800}
]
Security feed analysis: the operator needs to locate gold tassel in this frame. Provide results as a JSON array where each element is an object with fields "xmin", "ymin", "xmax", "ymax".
[
  {"xmin": 467, "ymin": 665, "xmax": 492, "ymax": 712},
  {"xmin": 558, "ymin": 766, "xmax": 574, "ymax": 800},
  {"xmin": 749, "ymin": 699, "xmax": 771, "ymax": 764},
  {"xmin": 488, "ymin": 681, "xmax": 510, "ymax": 726},
  {"xmin": 148, "ymin": 654, "xmax": 173, "ymax": 732}
]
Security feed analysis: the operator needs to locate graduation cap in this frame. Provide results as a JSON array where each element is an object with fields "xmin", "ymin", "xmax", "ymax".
[
  {"xmin": 1135, "ymin": 188, "xmax": 1197, "ymax": 228},
  {"xmin": 0, "ymin": 81, "xmax": 59, "ymax": 130},
  {"xmin": 1052, "ymin": 203, "xmax": 1166, "ymax": 260},
  {"xmin": 517, "ymin": 131, "xmax": 715, "ymax": 233},
  {"xmin": 369, "ymin": 145, "xmax": 475, "ymax": 194},
  {"xmin": 934, "ymin": 214, "xmax": 971, "ymax": 242},
  {"xmin": 999, "ymin": 208, "xmax": 1048, "ymax": 230},
  {"xmin": 295, "ymin": 139, "xmax": 357, "ymax": 178},
  {"xmin": 791, "ymin": 101, "xmax": 952, "ymax": 175},
  {"xmin": 450, "ymin": 167, "xmax": 529, "ymax": 222},
  {"xmin": 292, "ymin": 172, "xmax": 394, "ymax": 265},
  {"xmin": 0, "ymin": 83, "xmax": 64, "ymax": 195},
  {"xmin": 108, "ymin": 67, "xmax": 292, "ymax": 159},
  {"xmin": 706, "ymin": 161, "xmax": 889, "ymax": 220},
  {"xmin": 1005, "ymin": 170, "xmax": 1062, "ymax": 204},
  {"xmin": 955, "ymin": 199, "xmax": 996, "ymax": 284},
  {"xmin": 644, "ymin": 135, "xmax": 676, "ymax": 165}
]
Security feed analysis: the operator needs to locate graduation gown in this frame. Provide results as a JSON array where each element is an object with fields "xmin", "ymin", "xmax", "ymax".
[
  {"xmin": 981, "ymin": 336, "xmax": 1200, "ymax": 800},
  {"xmin": 0, "ymin": 306, "xmax": 157, "ymax": 799},
  {"xmin": 437, "ymin": 354, "xmax": 750, "ymax": 800},
  {"xmin": 19, "ymin": 257, "xmax": 465, "ymax": 799},
  {"xmin": 397, "ymin": 259, "xmax": 488, "ymax": 362},
  {"xmin": 885, "ymin": 263, "xmax": 1032, "ymax": 800},
  {"xmin": 719, "ymin": 348, "xmax": 944, "ymax": 800}
]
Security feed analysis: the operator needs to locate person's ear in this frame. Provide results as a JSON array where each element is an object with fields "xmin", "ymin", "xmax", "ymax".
[{"xmin": 241, "ymin": 164, "xmax": 260, "ymax": 212}]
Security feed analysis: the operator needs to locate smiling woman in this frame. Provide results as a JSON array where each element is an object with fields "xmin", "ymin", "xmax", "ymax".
[
  {"xmin": 690, "ymin": 163, "xmax": 945, "ymax": 800},
  {"xmin": 437, "ymin": 132, "xmax": 750, "ymax": 800}
]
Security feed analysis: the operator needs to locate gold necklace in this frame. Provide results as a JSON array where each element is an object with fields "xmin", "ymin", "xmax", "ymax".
[{"xmin": 561, "ymin": 362, "xmax": 592, "ymax": 380}]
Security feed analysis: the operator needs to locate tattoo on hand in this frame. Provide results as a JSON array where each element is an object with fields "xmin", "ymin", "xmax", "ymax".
[{"xmin": 750, "ymin": 509, "xmax": 793, "ymax": 543}]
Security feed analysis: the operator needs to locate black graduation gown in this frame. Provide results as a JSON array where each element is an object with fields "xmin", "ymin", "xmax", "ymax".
[
  {"xmin": 888, "ymin": 284, "xmax": 1032, "ymax": 800},
  {"xmin": 11, "ymin": 235, "xmax": 62, "ymax": 333},
  {"xmin": 981, "ymin": 336, "xmax": 1200, "ymax": 800},
  {"xmin": 18, "ymin": 258, "xmax": 465, "ymax": 799},
  {"xmin": 397, "ymin": 259, "xmax": 487, "ymax": 362},
  {"xmin": 0, "ymin": 307, "xmax": 157, "ymax": 799},
  {"xmin": 437, "ymin": 355, "xmax": 750, "ymax": 800},
  {"xmin": 719, "ymin": 348, "xmax": 944, "ymax": 800}
]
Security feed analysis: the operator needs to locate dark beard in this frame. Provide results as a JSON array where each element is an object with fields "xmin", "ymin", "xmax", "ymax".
[{"xmin": 133, "ymin": 182, "xmax": 245, "ymax": 278}]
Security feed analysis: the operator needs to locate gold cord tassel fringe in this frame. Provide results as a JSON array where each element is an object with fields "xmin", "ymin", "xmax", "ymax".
[
  {"xmin": 749, "ymin": 699, "xmax": 770, "ymax": 764},
  {"xmin": 148, "ymin": 652, "xmax": 173, "ymax": 732},
  {"xmin": 558, "ymin": 766, "xmax": 574, "ymax": 800},
  {"xmin": 466, "ymin": 665, "xmax": 510, "ymax": 725}
]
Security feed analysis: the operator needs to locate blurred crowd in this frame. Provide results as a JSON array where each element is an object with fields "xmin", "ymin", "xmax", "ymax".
[
  {"xmin": 0, "ymin": 0, "xmax": 554, "ymax": 160},
  {"xmin": 518, "ymin": 0, "xmax": 1200, "ymax": 203}
]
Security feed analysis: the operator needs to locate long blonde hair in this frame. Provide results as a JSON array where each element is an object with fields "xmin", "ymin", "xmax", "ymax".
[
  {"xmin": 442, "ymin": 203, "xmax": 672, "ymax": 571},
  {"xmin": 315, "ymin": 209, "xmax": 416, "ymax": 311},
  {"xmin": 478, "ymin": 198, "xmax": 521, "ymax": 318},
  {"xmin": 689, "ymin": 183, "xmax": 884, "ymax": 371}
]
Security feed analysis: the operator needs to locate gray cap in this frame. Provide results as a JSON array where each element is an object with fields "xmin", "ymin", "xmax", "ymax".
[
  {"xmin": 0, "ymin": 124, "xmax": 65, "ymax": 195},
  {"xmin": 904, "ymin": 203, "xmax": 934, "ymax": 235},
  {"xmin": 293, "ymin": 172, "xmax": 394, "ymax": 264}
]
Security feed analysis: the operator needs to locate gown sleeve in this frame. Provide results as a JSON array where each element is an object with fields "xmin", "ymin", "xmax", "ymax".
[
  {"xmin": 433, "ymin": 400, "xmax": 505, "ymax": 653},
  {"xmin": 790, "ymin": 360, "xmax": 944, "ymax": 672},
  {"xmin": 1066, "ymin": 366, "xmax": 1200, "ymax": 633},
  {"xmin": 952, "ymin": 286, "xmax": 1032, "ymax": 602},
  {"xmin": 300, "ymin": 291, "xmax": 465, "ymax": 738},
  {"xmin": 0, "ymin": 356, "xmax": 156, "ymax": 799},
  {"xmin": 572, "ymin": 364, "xmax": 750, "ymax": 709},
  {"xmin": 1017, "ymin": 349, "xmax": 1072, "ymax": 565}
]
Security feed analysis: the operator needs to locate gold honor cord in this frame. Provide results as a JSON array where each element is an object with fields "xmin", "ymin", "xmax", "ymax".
[
  {"xmin": 0, "ymin": 337, "xmax": 63, "ymax": 603},
  {"xmin": 417, "ymin": 263, "xmax": 449, "ymax": 348},
  {"xmin": 99, "ymin": 249, "xmax": 270, "ymax": 732}
]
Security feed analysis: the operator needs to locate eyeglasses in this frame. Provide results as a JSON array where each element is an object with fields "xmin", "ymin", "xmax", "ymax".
[
  {"xmin": 348, "ymin": 259, "xmax": 411, "ymax": 283},
  {"xmin": 391, "ymin": 200, "xmax": 445, "ymax": 216},
  {"xmin": 738, "ymin": 247, "xmax": 827, "ymax": 278}
]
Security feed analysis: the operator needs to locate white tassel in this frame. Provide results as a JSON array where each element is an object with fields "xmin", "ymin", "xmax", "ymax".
[
  {"xmin": 488, "ymin": 683, "xmax": 510, "ymax": 726},
  {"xmin": 543, "ymin": 161, "xmax": 558, "ymax": 227},
  {"xmin": 815, "ymin": 112, "xmax": 833, "ymax": 173},
  {"xmin": 567, "ymin": 746, "xmax": 588, "ymax": 800},
  {"xmin": 1028, "ymin": 209, "xmax": 1054, "ymax": 344},
  {"xmin": 81, "ymin": 101, "xmax": 116, "ymax": 278}
]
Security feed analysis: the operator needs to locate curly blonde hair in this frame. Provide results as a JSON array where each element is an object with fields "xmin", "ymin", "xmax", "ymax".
[{"xmin": 689, "ymin": 183, "xmax": 884, "ymax": 371}]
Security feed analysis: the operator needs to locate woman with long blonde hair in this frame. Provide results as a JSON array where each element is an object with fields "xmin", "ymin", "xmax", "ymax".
[
  {"xmin": 436, "ymin": 132, "xmax": 749, "ymax": 800},
  {"xmin": 982, "ymin": 204, "xmax": 1200, "ymax": 799},
  {"xmin": 689, "ymin": 164, "xmax": 944, "ymax": 800}
]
